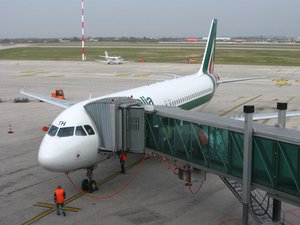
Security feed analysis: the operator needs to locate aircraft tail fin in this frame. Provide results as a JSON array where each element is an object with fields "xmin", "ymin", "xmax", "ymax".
[
  {"xmin": 105, "ymin": 51, "xmax": 109, "ymax": 58},
  {"xmin": 198, "ymin": 19, "xmax": 217, "ymax": 75}
]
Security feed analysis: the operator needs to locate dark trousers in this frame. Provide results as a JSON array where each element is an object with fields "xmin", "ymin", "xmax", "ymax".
[
  {"xmin": 120, "ymin": 160, "xmax": 125, "ymax": 173},
  {"xmin": 56, "ymin": 203, "xmax": 65, "ymax": 214}
]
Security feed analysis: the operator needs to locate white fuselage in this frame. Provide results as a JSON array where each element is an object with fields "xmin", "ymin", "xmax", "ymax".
[
  {"xmin": 105, "ymin": 56, "xmax": 124, "ymax": 64},
  {"xmin": 38, "ymin": 73, "xmax": 216, "ymax": 172},
  {"xmin": 38, "ymin": 19, "xmax": 219, "ymax": 173}
]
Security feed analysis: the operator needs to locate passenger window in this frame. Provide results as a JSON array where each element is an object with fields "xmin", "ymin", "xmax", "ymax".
[
  {"xmin": 57, "ymin": 127, "xmax": 74, "ymax": 137},
  {"xmin": 84, "ymin": 125, "xmax": 95, "ymax": 135},
  {"xmin": 47, "ymin": 125, "xmax": 58, "ymax": 137},
  {"xmin": 76, "ymin": 126, "xmax": 87, "ymax": 136}
]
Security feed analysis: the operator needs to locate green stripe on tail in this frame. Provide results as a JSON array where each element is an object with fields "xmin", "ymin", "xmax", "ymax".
[{"xmin": 199, "ymin": 19, "xmax": 217, "ymax": 75}]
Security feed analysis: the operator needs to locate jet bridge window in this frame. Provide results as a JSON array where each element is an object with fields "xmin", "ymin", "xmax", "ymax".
[
  {"xmin": 57, "ymin": 127, "xmax": 74, "ymax": 137},
  {"xmin": 84, "ymin": 125, "xmax": 95, "ymax": 135},
  {"xmin": 47, "ymin": 125, "xmax": 58, "ymax": 137},
  {"xmin": 75, "ymin": 126, "xmax": 87, "ymax": 136}
]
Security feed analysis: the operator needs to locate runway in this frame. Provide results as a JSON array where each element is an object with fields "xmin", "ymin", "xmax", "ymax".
[{"xmin": 0, "ymin": 60, "xmax": 300, "ymax": 225}]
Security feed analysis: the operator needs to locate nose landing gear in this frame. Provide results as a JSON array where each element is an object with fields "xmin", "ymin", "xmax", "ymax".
[{"xmin": 82, "ymin": 166, "xmax": 97, "ymax": 193}]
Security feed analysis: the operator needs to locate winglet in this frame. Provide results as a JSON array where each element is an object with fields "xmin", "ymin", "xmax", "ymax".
[{"xmin": 199, "ymin": 19, "xmax": 217, "ymax": 75}]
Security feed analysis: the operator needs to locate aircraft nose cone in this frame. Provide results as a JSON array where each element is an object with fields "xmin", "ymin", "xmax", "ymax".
[
  {"xmin": 38, "ymin": 147, "xmax": 59, "ymax": 171},
  {"xmin": 38, "ymin": 137, "xmax": 64, "ymax": 172},
  {"xmin": 38, "ymin": 154, "xmax": 51, "ymax": 170}
]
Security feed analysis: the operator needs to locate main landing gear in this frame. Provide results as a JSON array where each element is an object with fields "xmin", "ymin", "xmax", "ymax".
[{"xmin": 82, "ymin": 166, "xmax": 97, "ymax": 193}]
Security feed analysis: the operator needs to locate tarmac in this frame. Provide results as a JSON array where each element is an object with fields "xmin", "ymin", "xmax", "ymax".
[{"xmin": 0, "ymin": 60, "xmax": 300, "ymax": 225}]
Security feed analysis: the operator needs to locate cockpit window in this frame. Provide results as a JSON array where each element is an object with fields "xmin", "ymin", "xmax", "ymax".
[
  {"xmin": 57, "ymin": 127, "xmax": 74, "ymax": 137},
  {"xmin": 75, "ymin": 126, "xmax": 87, "ymax": 136},
  {"xmin": 84, "ymin": 125, "xmax": 95, "ymax": 135},
  {"xmin": 47, "ymin": 125, "xmax": 58, "ymax": 137}
]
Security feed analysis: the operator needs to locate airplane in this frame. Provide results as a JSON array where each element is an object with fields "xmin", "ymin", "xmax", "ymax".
[
  {"xmin": 101, "ymin": 50, "xmax": 125, "ymax": 64},
  {"xmin": 21, "ymin": 19, "xmax": 280, "ymax": 192}
]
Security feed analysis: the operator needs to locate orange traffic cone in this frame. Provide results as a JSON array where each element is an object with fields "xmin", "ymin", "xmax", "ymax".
[{"xmin": 8, "ymin": 123, "xmax": 14, "ymax": 134}]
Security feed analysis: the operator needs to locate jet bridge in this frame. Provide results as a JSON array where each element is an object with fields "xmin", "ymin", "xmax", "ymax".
[
  {"xmin": 84, "ymin": 97, "xmax": 145, "ymax": 153},
  {"xmin": 145, "ymin": 104, "xmax": 300, "ymax": 225},
  {"xmin": 145, "ymin": 105, "xmax": 300, "ymax": 198},
  {"xmin": 84, "ymin": 98, "xmax": 300, "ymax": 224}
]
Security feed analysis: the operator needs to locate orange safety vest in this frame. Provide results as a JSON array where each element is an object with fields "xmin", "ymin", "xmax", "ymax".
[
  {"xmin": 121, "ymin": 152, "xmax": 127, "ymax": 161},
  {"xmin": 55, "ymin": 189, "xmax": 65, "ymax": 204}
]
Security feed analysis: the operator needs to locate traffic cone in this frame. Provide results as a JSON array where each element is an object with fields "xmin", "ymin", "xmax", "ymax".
[{"xmin": 8, "ymin": 123, "xmax": 14, "ymax": 134}]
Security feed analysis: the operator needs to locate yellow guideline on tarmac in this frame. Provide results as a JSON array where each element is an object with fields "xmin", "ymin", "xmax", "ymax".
[{"xmin": 22, "ymin": 158, "xmax": 143, "ymax": 225}]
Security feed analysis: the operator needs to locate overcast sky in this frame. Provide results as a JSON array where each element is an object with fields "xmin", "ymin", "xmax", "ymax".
[{"xmin": 1, "ymin": 0, "xmax": 299, "ymax": 38}]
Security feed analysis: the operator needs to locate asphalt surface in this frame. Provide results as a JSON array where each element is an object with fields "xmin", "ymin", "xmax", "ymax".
[{"xmin": 0, "ymin": 60, "xmax": 300, "ymax": 225}]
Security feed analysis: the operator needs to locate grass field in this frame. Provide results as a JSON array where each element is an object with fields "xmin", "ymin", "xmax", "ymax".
[{"xmin": 0, "ymin": 42, "xmax": 299, "ymax": 66}]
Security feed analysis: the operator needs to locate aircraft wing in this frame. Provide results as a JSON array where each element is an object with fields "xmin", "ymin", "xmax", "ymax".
[
  {"xmin": 230, "ymin": 111, "xmax": 300, "ymax": 121},
  {"xmin": 217, "ymin": 77, "xmax": 263, "ymax": 84},
  {"xmin": 95, "ymin": 60, "xmax": 112, "ymax": 64},
  {"xmin": 20, "ymin": 89, "xmax": 74, "ymax": 109}
]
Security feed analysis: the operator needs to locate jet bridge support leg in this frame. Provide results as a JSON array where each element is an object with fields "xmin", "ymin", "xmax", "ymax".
[
  {"xmin": 272, "ymin": 102, "xmax": 287, "ymax": 223},
  {"xmin": 242, "ymin": 105, "xmax": 254, "ymax": 225},
  {"xmin": 122, "ymin": 108, "xmax": 127, "ymax": 151}
]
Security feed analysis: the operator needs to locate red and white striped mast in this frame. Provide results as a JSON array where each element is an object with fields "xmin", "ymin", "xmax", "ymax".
[{"xmin": 81, "ymin": 0, "xmax": 85, "ymax": 61}]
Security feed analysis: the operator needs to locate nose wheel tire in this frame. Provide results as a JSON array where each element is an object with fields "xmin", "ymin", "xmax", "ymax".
[
  {"xmin": 82, "ymin": 179, "xmax": 97, "ymax": 192},
  {"xmin": 89, "ymin": 180, "xmax": 97, "ymax": 193},
  {"xmin": 82, "ymin": 166, "xmax": 98, "ymax": 192},
  {"xmin": 81, "ymin": 179, "xmax": 89, "ymax": 191}
]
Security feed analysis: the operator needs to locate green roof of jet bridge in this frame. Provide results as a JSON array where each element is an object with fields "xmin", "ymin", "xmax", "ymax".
[{"xmin": 151, "ymin": 105, "xmax": 300, "ymax": 145}]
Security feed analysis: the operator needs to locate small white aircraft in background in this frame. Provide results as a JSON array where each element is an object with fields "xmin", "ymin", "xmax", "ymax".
[
  {"xmin": 21, "ymin": 19, "xmax": 299, "ymax": 193},
  {"xmin": 101, "ymin": 50, "xmax": 125, "ymax": 64}
]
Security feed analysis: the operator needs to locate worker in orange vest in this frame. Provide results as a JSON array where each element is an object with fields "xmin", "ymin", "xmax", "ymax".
[
  {"xmin": 199, "ymin": 129, "xmax": 208, "ymax": 145},
  {"xmin": 119, "ymin": 150, "xmax": 127, "ymax": 174},
  {"xmin": 54, "ymin": 185, "xmax": 66, "ymax": 216}
]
